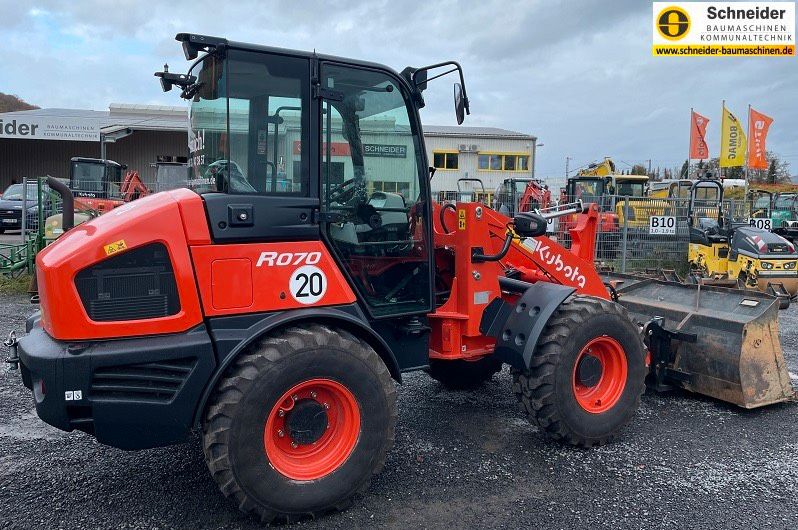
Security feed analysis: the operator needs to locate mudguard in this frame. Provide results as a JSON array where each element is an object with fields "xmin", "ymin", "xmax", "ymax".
[
  {"xmin": 193, "ymin": 305, "xmax": 403, "ymax": 427},
  {"xmin": 480, "ymin": 280, "xmax": 576, "ymax": 369}
]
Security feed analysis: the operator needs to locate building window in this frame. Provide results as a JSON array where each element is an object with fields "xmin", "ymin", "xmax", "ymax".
[
  {"xmin": 371, "ymin": 181, "xmax": 410, "ymax": 198},
  {"xmin": 433, "ymin": 151, "xmax": 458, "ymax": 170},
  {"xmin": 478, "ymin": 153, "xmax": 530, "ymax": 172}
]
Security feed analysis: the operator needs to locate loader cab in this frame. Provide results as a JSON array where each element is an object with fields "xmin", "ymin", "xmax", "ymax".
[
  {"xmin": 174, "ymin": 36, "xmax": 469, "ymax": 321},
  {"xmin": 69, "ymin": 158, "xmax": 125, "ymax": 201}
]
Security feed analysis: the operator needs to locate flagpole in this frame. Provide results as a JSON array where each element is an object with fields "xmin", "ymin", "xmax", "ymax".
[
  {"xmin": 721, "ymin": 100, "xmax": 725, "ymax": 181},
  {"xmin": 688, "ymin": 107, "xmax": 693, "ymax": 178},
  {"xmin": 745, "ymin": 104, "xmax": 751, "ymax": 184}
]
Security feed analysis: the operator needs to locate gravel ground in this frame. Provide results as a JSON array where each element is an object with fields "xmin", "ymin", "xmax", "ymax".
[{"xmin": 1, "ymin": 293, "xmax": 797, "ymax": 529}]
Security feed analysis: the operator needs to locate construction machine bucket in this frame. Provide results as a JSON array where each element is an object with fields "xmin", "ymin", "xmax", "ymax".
[{"xmin": 604, "ymin": 273, "xmax": 795, "ymax": 408}]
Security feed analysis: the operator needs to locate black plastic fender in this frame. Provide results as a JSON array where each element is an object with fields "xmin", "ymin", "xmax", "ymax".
[
  {"xmin": 480, "ymin": 280, "xmax": 576, "ymax": 369},
  {"xmin": 194, "ymin": 305, "xmax": 402, "ymax": 427}
]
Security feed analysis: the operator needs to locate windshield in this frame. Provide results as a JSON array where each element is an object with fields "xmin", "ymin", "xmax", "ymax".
[
  {"xmin": 614, "ymin": 180, "xmax": 646, "ymax": 197},
  {"xmin": 568, "ymin": 178, "xmax": 603, "ymax": 203},
  {"xmin": 2, "ymin": 184, "xmax": 39, "ymax": 201},
  {"xmin": 775, "ymin": 195, "xmax": 795, "ymax": 209},
  {"xmin": 71, "ymin": 162, "xmax": 105, "ymax": 192},
  {"xmin": 187, "ymin": 49, "xmax": 309, "ymax": 195},
  {"xmin": 753, "ymin": 195, "xmax": 771, "ymax": 209}
]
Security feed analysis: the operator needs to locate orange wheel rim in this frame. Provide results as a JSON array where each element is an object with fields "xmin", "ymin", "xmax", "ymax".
[
  {"xmin": 263, "ymin": 379, "xmax": 361, "ymax": 480},
  {"xmin": 572, "ymin": 336, "xmax": 628, "ymax": 414}
]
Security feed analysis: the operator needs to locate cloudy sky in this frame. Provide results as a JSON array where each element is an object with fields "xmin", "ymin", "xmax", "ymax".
[{"xmin": 3, "ymin": 0, "xmax": 796, "ymax": 183}]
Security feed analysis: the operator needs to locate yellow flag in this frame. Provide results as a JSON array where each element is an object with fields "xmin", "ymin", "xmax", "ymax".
[{"xmin": 720, "ymin": 106, "xmax": 746, "ymax": 168}]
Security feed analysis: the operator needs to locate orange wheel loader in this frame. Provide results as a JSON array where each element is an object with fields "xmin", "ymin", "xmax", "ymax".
[{"xmin": 5, "ymin": 34, "xmax": 792, "ymax": 523}]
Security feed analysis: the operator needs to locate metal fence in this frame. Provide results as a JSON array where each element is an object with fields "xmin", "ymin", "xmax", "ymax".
[{"xmin": 437, "ymin": 185, "xmax": 764, "ymax": 275}]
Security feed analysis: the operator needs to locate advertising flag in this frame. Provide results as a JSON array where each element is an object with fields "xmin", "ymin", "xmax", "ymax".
[
  {"xmin": 748, "ymin": 107, "xmax": 773, "ymax": 170},
  {"xmin": 720, "ymin": 106, "xmax": 746, "ymax": 168},
  {"xmin": 689, "ymin": 110, "xmax": 710, "ymax": 159}
]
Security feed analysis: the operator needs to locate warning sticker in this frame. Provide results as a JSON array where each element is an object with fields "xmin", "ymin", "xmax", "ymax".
[
  {"xmin": 103, "ymin": 239, "xmax": 127, "ymax": 255},
  {"xmin": 458, "ymin": 209, "xmax": 466, "ymax": 230}
]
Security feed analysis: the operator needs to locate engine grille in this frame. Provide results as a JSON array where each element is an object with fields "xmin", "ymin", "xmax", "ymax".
[
  {"xmin": 75, "ymin": 243, "xmax": 180, "ymax": 322},
  {"xmin": 90, "ymin": 357, "xmax": 196, "ymax": 402}
]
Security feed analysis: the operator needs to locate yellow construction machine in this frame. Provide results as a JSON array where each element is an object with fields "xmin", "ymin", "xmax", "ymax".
[{"xmin": 687, "ymin": 179, "xmax": 798, "ymax": 306}]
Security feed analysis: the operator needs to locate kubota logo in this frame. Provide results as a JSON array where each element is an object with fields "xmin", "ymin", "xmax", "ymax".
[
  {"xmin": 657, "ymin": 6, "xmax": 690, "ymax": 40},
  {"xmin": 527, "ymin": 238, "xmax": 587, "ymax": 289}
]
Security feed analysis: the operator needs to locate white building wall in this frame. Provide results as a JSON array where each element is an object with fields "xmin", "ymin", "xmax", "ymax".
[{"xmin": 423, "ymin": 135, "xmax": 536, "ymax": 194}]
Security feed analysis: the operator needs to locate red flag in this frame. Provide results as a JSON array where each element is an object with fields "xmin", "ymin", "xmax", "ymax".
[
  {"xmin": 689, "ymin": 110, "xmax": 710, "ymax": 159},
  {"xmin": 748, "ymin": 107, "xmax": 773, "ymax": 170}
]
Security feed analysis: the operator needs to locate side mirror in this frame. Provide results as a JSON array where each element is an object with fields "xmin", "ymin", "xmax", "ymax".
[
  {"xmin": 513, "ymin": 212, "xmax": 548, "ymax": 237},
  {"xmin": 454, "ymin": 83, "xmax": 465, "ymax": 125}
]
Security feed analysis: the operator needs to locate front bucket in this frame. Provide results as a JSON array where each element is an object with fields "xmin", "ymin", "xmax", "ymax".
[{"xmin": 604, "ymin": 272, "xmax": 795, "ymax": 408}]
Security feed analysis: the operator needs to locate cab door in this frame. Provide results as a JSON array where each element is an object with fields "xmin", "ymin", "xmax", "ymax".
[{"xmin": 318, "ymin": 62, "xmax": 433, "ymax": 319}]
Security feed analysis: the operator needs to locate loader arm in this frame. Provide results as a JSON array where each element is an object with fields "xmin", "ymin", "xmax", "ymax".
[{"xmin": 429, "ymin": 200, "xmax": 611, "ymax": 367}]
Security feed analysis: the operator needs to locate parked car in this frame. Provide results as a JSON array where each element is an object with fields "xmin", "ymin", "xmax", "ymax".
[{"xmin": 0, "ymin": 182, "xmax": 53, "ymax": 233}]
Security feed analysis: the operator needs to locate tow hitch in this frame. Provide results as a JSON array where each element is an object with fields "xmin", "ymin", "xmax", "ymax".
[{"xmin": 5, "ymin": 330, "xmax": 19, "ymax": 370}]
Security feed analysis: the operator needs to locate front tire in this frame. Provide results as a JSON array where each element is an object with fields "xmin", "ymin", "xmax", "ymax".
[
  {"xmin": 202, "ymin": 324, "xmax": 397, "ymax": 523},
  {"xmin": 512, "ymin": 295, "xmax": 645, "ymax": 447}
]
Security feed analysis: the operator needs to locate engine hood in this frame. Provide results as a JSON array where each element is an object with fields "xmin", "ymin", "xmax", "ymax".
[
  {"xmin": 36, "ymin": 189, "xmax": 211, "ymax": 341},
  {"xmin": 0, "ymin": 199, "xmax": 33, "ymax": 210},
  {"xmin": 733, "ymin": 226, "xmax": 798, "ymax": 258}
]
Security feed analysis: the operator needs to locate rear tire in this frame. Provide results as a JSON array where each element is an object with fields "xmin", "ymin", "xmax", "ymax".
[
  {"xmin": 512, "ymin": 295, "xmax": 645, "ymax": 447},
  {"xmin": 427, "ymin": 357, "xmax": 503, "ymax": 390},
  {"xmin": 202, "ymin": 324, "xmax": 397, "ymax": 523}
]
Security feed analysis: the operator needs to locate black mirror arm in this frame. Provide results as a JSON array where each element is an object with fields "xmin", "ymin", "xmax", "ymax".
[{"xmin": 411, "ymin": 61, "xmax": 470, "ymax": 115}]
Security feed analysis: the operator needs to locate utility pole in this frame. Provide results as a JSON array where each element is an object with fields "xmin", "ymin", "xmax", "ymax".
[
  {"xmin": 646, "ymin": 159, "xmax": 652, "ymax": 177},
  {"xmin": 565, "ymin": 156, "xmax": 572, "ymax": 178}
]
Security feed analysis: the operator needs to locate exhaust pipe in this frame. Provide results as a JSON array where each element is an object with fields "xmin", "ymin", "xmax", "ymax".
[{"xmin": 45, "ymin": 176, "xmax": 74, "ymax": 231}]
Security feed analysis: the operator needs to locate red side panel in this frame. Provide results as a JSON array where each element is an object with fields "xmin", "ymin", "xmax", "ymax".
[
  {"xmin": 191, "ymin": 241, "xmax": 356, "ymax": 317},
  {"xmin": 36, "ymin": 190, "xmax": 206, "ymax": 341}
]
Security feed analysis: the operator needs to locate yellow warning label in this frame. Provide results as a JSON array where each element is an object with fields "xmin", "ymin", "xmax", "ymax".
[
  {"xmin": 458, "ymin": 219, "xmax": 466, "ymax": 230},
  {"xmin": 458, "ymin": 210, "xmax": 466, "ymax": 219},
  {"xmin": 457, "ymin": 209, "xmax": 466, "ymax": 230},
  {"xmin": 103, "ymin": 239, "xmax": 127, "ymax": 256}
]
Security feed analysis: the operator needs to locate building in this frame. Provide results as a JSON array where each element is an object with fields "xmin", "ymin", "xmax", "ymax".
[
  {"xmin": 0, "ymin": 104, "xmax": 187, "ymax": 188},
  {"xmin": 423, "ymin": 125, "xmax": 538, "ymax": 197},
  {"xmin": 0, "ymin": 104, "xmax": 536, "ymax": 197}
]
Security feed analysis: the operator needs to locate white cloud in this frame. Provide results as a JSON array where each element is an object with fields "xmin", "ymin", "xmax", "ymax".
[{"xmin": 2, "ymin": 0, "xmax": 796, "ymax": 177}]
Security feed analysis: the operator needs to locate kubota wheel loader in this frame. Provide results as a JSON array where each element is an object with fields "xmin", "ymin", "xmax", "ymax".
[{"xmin": 6, "ymin": 34, "xmax": 794, "ymax": 524}]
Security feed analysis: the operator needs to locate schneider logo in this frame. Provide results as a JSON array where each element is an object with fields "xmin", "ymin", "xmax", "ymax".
[
  {"xmin": 657, "ymin": 6, "xmax": 691, "ymax": 40},
  {"xmin": 653, "ymin": 2, "xmax": 795, "ymax": 57}
]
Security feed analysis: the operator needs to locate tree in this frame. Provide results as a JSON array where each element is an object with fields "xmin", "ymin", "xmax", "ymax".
[
  {"xmin": 630, "ymin": 164, "xmax": 647, "ymax": 176},
  {"xmin": 750, "ymin": 151, "xmax": 790, "ymax": 184},
  {"xmin": 679, "ymin": 159, "xmax": 689, "ymax": 178},
  {"xmin": 0, "ymin": 93, "xmax": 39, "ymax": 113},
  {"xmin": 767, "ymin": 159, "xmax": 778, "ymax": 184}
]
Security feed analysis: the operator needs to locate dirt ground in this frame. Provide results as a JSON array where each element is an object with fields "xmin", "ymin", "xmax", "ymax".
[{"xmin": 1, "ymin": 292, "xmax": 797, "ymax": 529}]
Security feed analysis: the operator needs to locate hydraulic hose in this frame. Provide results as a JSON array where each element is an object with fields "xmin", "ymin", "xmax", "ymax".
[
  {"xmin": 472, "ymin": 233, "xmax": 513, "ymax": 263},
  {"xmin": 440, "ymin": 203, "xmax": 457, "ymax": 234}
]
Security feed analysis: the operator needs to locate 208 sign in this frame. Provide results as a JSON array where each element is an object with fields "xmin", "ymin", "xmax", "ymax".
[{"xmin": 649, "ymin": 215, "xmax": 676, "ymax": 235}]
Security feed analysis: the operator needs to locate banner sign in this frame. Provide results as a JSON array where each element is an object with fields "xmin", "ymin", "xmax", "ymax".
[
  {"xmin": 293, "ymin": 141, "xmax": 351, "ymax": 156},
  {"xmin": 689, "ymin": 110, "xmax": 710, "ymax": 159},
  {"xmin": 0, "ymin": 115, "xmax": 100, "ymax": 142},
  {"xmin": 748, "ymin": 107, "xmax": 773, "ymax": 170},
  {"xmin": 364, "ymin": 144, "xmax": 407, "ymax": 158},
  {"xmin": 720, "ymin": 106, "xmax": 747, "ymax": 168}
]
